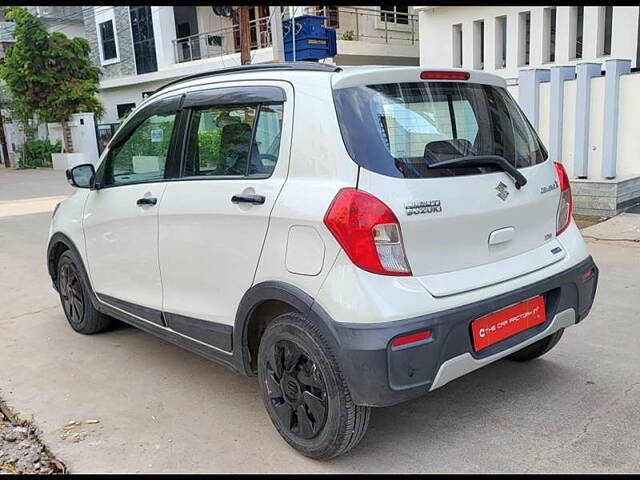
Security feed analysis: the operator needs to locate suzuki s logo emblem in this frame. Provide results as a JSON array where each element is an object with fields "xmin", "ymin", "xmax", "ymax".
[{"xmin": 496, "ymin": 182, "xmax": 509, "ymax": 201}]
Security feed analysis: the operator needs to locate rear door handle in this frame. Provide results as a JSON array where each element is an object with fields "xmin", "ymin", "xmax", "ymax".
[
  {"xmin": 231, "ymin": 194, "xmax": 265, "ymax": 205},
  {"xmin": 136, "ymin": 197, "xmax": 158, "ymax": 206}
]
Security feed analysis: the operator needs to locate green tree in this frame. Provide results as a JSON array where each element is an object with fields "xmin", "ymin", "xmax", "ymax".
[{"xmin": 0, "ymin": 7, "xmax": 103, "ymax": 152}]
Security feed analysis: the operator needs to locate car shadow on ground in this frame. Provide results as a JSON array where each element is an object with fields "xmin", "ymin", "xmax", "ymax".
[{"xmin": 334, "ymin": 357, "xmax": 578, "ymax": 467}]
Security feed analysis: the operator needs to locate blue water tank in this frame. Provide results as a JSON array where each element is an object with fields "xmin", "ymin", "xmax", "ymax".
[{"xmin": 283, "ymin": 15, "xmax": 337, "ymax": 61}]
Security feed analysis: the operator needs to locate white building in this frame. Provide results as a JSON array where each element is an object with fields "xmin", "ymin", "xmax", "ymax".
[{"xmin": 416, "ymin": 6, "xmax": 640, "ymax": 80}]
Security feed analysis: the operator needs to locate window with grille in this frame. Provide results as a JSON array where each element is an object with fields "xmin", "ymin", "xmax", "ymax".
[{"xmin": 380, "ymin": 5, "xmax": 409, "ymax": 25}]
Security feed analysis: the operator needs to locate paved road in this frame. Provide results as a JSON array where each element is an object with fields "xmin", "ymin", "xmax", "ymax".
[{"xmin": 1, "ymin": 167, "xmax": 639, "ymax": 473}]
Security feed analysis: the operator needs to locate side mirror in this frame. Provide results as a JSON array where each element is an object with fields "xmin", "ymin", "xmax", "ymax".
[{"xmin": 66, "ymin": 164, "xmax": 95, "ymax": 189}]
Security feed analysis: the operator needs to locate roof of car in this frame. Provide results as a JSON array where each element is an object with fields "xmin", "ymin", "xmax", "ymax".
[
  {"xmin": 153, "ymin": 62, "xmax": 342, "ymax": 95},
  {"xmin": 148, "ymin": 63, "xmax": 507, "ymax": 105}
]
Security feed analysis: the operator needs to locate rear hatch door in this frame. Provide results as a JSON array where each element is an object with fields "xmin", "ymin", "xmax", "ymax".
[{"xmin": 333, "ymin": 69, "xmax": 564, "ymax": 296}]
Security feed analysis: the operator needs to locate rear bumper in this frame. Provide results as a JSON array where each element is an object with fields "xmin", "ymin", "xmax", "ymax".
[{"xmin": 323, "ymin": 256, "xmax": 598, "ymax": 407}]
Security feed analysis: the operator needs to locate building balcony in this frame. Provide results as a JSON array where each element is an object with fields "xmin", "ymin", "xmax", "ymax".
[
  {"xmin": 172, "ymin": 12, "xmax": 272, "ymax": 64},
  {"xmin": 306, "ymin": 6, "xmax": 419, "ymax": 47},
  {"xmin": 170, "ymin": 6, "xmax": 419, "ymax": 66}
]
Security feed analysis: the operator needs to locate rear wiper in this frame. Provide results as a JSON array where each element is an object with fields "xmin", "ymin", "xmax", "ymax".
[{"xmin": 426, "ymin": 155, "xmax": 528, "ymax": 190}]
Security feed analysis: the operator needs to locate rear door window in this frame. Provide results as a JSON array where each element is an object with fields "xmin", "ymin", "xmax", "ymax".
[
  {"xmin": 333, "ymin": 82, "xmax": 547, "ymax": 179},
  {"xmin": 182, "ymin": 103, "xmax": 284, "ymax": 178}
]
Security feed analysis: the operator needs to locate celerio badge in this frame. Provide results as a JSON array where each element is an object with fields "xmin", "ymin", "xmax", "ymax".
[{"xmin": 540, "ymin": 180, "xmax": 559, "ymax": 194}]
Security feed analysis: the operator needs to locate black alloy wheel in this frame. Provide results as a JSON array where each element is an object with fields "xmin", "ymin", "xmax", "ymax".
[
  {"xmin": 56, "ymin": 250, "xmax": 112, "ymax": 334},
  {"xmin": 59, "ymin": 262, "xmax": 85, "ymax": 327},
  {"xmin": 258, "ymin": 313, "xmax": 371, "ymax": 459},
  {"xmin": 264, "ymin": 339, "xmax": 328, "ymax": 440}
]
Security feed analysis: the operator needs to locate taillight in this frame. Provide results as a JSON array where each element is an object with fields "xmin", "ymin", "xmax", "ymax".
[
  {"xmin": 324, "ymin": 188, "xmax": 411, "ymax": 276},
  {"xmin": 554, "ymin": 162, "xmax": 572, "ymax": 236}
]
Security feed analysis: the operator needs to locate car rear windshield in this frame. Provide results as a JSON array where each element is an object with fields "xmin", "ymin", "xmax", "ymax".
[{"xmin": 333, "ymin": 82, "xmax": 548, "ymax": 179}]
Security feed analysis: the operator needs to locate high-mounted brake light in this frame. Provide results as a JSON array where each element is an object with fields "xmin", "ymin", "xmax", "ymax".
[
  {"xmin": 554, "ymin": 162, "xmax": 572, "ymax": 236},
  {"xmin": 420, "ymin": 70, "xmax": 470, "ymax": 81},
  {"xmin": 324, "ymin": 188, "xmax": 411, "ymax": 276}
]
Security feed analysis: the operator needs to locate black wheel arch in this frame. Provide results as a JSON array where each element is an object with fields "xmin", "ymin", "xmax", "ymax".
[
  {"xmin": 47, "ymin": 233, "xmax": 98, "ymax": 309},
  {"xmin": 233, "ymin": 281, "xmax": 342, "ymax": 377}
]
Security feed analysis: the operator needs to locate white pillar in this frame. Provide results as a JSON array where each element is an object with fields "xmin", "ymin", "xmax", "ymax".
[
  {"xmin": 601, "ymin": 59, "xmax": 631, "ymax": 179},
  {"xmin": 519, "ymin": 68, "xmax": 550, "ymax": 130},
  {"xmin": 611, "ymin": 7, "xmax": 640, "ymax": 68},
  {"xmin": 529, "ymin": 7, "xmax": 544, "ymax": 67},
  {"xmin": 270, "ymin": 6, "xmax": 285, "ymax": 62},
  {"xmin": 462, "ymin": 20, "xmax": 474, "ymax": 69},
  {"xmin": 505, "ymin": 12, "xmax": 519, "ymax": 75},
  {"xmin": 152, "ymin": 6, "xmax": 178, "ymax": 70},
  {"xmin": 548, "ymin": 66, "xmax": 575, "ymax": 164},
  {"xmin": 573, "ymin": 62, "xmax": 602, "ymax": 178},
  {"xmin": 582, "ymin": 7, "xmax": 601, "ymax": 60},
  {"xmin": 555, "ymin": 7, "xmax": 572, "ymax": 64}
]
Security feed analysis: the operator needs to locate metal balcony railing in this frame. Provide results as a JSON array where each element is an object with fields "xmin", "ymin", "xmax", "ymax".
[
  {"xmin": 307, "ymin": 6, "xmax": 419, "ymax": 46},
  {"xmin": 172, "ymin": 15, "xmax": 272, "ymax": 64}
]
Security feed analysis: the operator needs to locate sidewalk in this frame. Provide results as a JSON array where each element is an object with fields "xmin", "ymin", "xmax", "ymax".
[{"xmin": 581, "ymin": 212, "xmax": 640, "ymax": 243}]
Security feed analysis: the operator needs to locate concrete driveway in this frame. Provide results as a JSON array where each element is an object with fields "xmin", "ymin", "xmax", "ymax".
[{"xmin": 1, "ymin": 167, "xmax": 639, "ymax": 473}]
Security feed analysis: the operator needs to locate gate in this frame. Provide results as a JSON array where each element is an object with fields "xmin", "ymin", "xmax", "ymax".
[{"xmin": 95, "ymin": 123, "xmax": 120, "ymax": 155}]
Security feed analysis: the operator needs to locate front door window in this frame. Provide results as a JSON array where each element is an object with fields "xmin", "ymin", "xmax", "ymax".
[{"xmin": 105, "ymin": 111, "xmax": 177, "ymax": 186}]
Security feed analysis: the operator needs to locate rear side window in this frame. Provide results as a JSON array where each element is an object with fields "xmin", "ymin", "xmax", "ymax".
[
  {"xmin": 333, "ymin": 82, "xmax": 547, "ymax": 179},
  {"xmin": 182, "ymin": 103, "xmax": 284, "ymax": 178}
]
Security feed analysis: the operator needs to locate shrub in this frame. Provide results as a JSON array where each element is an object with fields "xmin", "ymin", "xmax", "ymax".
[
  {"xmin": 17, "ymin": 139, "xmax": 62, "ymax": 169},
  {"xmin": 341, "ymin": 30, "xmax": 354, "ymax": 41}
]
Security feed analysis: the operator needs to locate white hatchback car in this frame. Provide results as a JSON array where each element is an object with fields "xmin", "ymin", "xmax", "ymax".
[{"xmin": 48, "ymin": 63, "xmax": 598, "ymax": 459}]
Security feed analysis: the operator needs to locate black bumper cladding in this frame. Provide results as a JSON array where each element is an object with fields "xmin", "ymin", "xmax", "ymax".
[{"xmin": 326, "ymin": 256, "xmax": 599, "ymax": 407}]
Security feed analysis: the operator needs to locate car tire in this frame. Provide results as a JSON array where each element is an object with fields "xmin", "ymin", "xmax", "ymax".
[
  {"xmin": 257, "ymin": 312, "xmax": 371, "ymax": 460},
  {"xmin": 506, "ymin": 329, "xmax": 564, "ymax": 362},
  {"xmin": 57, "ymin": 250, "xmax": 112, "ymax": 335}
]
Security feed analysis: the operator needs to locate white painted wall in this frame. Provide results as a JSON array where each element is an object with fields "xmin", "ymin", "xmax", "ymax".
[
  {"xmin": 586, "ymin": 76, "xmax": 605, "ymax": 180},
  {"xmin": 335, "ymin": 39, "xmax": 419, "ymax": 60},
  {"xmin": 616, "ymin": 73, "xmax": 640, "ymax": 179},
  {"xmin": 98, "ymin": 80, "xmax": 166, "ymax": 124},
  {"xmin": 2, "ymin": 113, "xmax": 99, "ymax": 167},
  {"xmin": 417, "ymin": 6, "xmax": 640, "ymax": 79}
]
